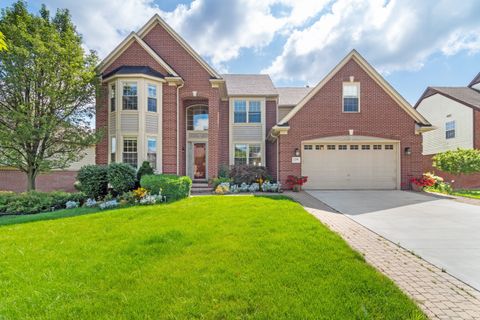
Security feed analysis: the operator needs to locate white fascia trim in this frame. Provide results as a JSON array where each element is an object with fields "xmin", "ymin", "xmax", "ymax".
[
  {"xmin": 97, "ymin": 32, "xmax": 179, "ymax": 77},
  {"xmin": 137, "ymin": 14, "xmax": 221, "ymax": 79},
  {"xmin": 278, "ymin": 50, "xmax": 430, "ymax": 126}
]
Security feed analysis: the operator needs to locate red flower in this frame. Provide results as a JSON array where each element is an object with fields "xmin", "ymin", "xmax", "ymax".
[{"xmin": 286, "ymin": 175, "xmax": 308, "ymax": 187}]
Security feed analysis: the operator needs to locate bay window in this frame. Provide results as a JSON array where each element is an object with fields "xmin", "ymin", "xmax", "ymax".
[
  {"xmin": 147, "ymin": 84, "xmax": 157, "ymax": 112},
  {"xmin": 122, "ymin": 82, "xmax": 138, "ymax": 110},
  {"xmin": 110, "ymin": 137, "xmax": 116, "ymax": 163},
  {"xmin": 147, "ymin": 138, "xmax": 157, "ymax": 169},
  {"xmin": 110, "ymin": 84, "xmax": 116, "ymax": 112},
  {"xmin": 123, "ymin": 138, "xmax": 138, "ymax": 167}
]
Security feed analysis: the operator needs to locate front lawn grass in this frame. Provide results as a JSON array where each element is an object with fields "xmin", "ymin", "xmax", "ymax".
[
  {"xmin": 0, "ymin": 196, "xmax": 425, "ymax": 319},
  {"xmin": 0, "ymin": 206, "xmax": 99, "ymax": 226},
  {"xmin": 452, "ymin": 190, "xmax": 480, "ymax": 200}
]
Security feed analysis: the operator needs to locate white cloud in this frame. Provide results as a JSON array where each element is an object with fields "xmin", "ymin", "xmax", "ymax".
[
  {"xmin": 38, "ymin": 0, "xmax": 480, "ymax": 81},
  {"xmin": 263, "ymin": 0, "xmax": 480, "ymax": 84}
]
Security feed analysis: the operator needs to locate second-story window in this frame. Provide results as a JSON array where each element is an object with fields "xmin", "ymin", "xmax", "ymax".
[
  {"xmin": 147, "ymin": 84, "xmax": 157, "ymax": 112},
  {"xmin": 343, "ymin": 83, "xmax": 359, "ymax": 112},
  {"xmin": 234, "ymin": 100, "xmax": 262, "ymax": 123},
  {"xmin": 248, "ymin": 100, "xmax": 261, "ymax": 123},
  {"xmin": 122, "ymin": 82, "xmax": 138, "ymax": 110},
  {"xmin": 445, "ymin": 120, "xmax": 456, "ymax": 139},
  {"xmin": 110, "ymin": 84, "xmax": 116, "ymax": 112},
  {"xmin": 234, "ymin": 100, "xmax": 247, "ymax": 123}
]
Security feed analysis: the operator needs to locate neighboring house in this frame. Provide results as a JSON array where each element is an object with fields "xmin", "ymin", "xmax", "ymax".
[
  {"xmin": 95, "ymin": 14, "xmax": 432, "ymax": 190},
  {"xmin": 0, "ymin": 147, "xmax": 96, "ymax": 192},
  {"xmin": 415, "ymin": 73, "xmax": 480, "ymax": 188}
]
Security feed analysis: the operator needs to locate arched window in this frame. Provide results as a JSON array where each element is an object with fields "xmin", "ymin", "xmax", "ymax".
[{"xmin": 187, "ymin": 105, "xmax": 208, "ymax": 131}]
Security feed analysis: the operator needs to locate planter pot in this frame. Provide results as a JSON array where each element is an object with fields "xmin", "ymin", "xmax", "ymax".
[
  {"xmin": 410, "ymin": 183, "xmax": 424, "ymax": 192},
  {"xmin": 292, "ymin": 185, "xmax": 302, "ymax": 192}
]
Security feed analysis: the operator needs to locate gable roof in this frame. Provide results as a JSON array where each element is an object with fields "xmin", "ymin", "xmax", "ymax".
[
  {"xmin": 97, "ymin": 32, "xmax": 178, "ymax": 77},
  {"xmin": 277, "ymin": 87, "xmax": 312, "ymax": 106},
  {"xmin": 278, "ymin": 50, "xmax": 430, "ymax": 126},
  {"xmin": 137, "ymin": 14, "xmax": 221, "ymax": 79},
  {"xmin": 415, "ymin": 87, "xmax": 480, "ymax": 110},
  {"xmin": 468, "ymin": 72, "xmax": 480, "ymax": 87},
  {"xmin": 222, "ymin": 74, "xmax": 277, "ymax": 96}
]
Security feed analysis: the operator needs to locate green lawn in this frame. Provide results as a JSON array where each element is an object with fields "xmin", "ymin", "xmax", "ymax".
[
  {"xmin": 0, "ymin": 196, "xmax": 425, "ymax": 319},
  {"xmin": 0, "ymin": 207, "xmax": 99, "ymax": 226},
  {"xmin": 452, "ymin": 190, "xmax": 480, "ymax": 200}
]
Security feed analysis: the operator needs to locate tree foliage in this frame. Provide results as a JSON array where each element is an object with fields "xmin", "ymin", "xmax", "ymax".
[
  {"xmin": 0, "ymin": 31, "xmax": 6, "ymax": 51},
  {"xmin": 0, "ymin": 1, "xmax": 100, "ymax": 190},
  {"xmin": 432, "ymin": 149, "xmax": 480, "ymax": 175}
]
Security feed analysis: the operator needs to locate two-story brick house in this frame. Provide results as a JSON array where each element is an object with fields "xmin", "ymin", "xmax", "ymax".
[{"xmin": 95, "ymin": 14, "xmax": 432, "ymax": 190}]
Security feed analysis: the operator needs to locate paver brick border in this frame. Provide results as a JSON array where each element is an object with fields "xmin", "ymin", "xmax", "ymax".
[{"xmin": 285, "ymin": 191, "xmax": 480, "ymax": 320}]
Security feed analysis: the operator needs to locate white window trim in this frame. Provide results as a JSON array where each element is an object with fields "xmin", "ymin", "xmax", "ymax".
[
  {"xmin": 122, "ymin": 136, "xmax": 139, "ymax": 168},
  {"xmin": 122, "ymin": 81, "xmax": 139, "ymax": 111},
  {"xmin": 445, "ymin": 120, "xmax": 456, "ymax": 140},
  {"xmin": 342, "ymin": 82, "xmax": 360, "ymax": 113},
  {"xmin": 233, "ymin": 143, "xmax": 263, "ymax": 166},
  {"xmin": 229, "ymin": 97, "xmax": 266, "ymax": 166},
  {"xmin": 232, "ymin": 99, "xmax": 263, "ymax": 124},
  {"xmin": 146, "ymin": 83, "xmax": 158, "ymax": 113}
]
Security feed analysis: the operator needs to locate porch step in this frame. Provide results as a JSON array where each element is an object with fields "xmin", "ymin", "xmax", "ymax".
[{"xmin": 191, "ymin": 182, "xmax": 212, "ymax": 195}]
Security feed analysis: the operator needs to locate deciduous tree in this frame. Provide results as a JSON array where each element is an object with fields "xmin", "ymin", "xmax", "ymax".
[{"xmin": 0, "ymin": 1, "xmax": 100, "ymax": 190}]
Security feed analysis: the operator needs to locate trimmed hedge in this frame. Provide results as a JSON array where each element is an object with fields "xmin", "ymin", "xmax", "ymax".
[
  {"xmin": 229, "ymin": 165, "xmax": 269, "ymax": 185},
  {"xmin": 107, "ymin": 163, "xmax": 137, "ymax": 194},
  {"xmin": 140, "ymin": 174, "xmax": 192, "ymax": 202},
  {"xmin": 0, "ymin": 191, "xmax": 86, "ymax": 215},
  {"xmin": 77, "ymin": 165, "xmax": 108, "ymax": 199}
]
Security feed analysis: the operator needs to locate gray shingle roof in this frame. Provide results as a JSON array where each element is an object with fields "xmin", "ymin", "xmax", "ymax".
[
  {"xmin": 429, "ymin": 87, "xmax": 480, "ymax": 110},
  {"xmin": 276, "ymin": 87, "xmax": 312, "ymax": 106},
  {"xmin": 222, "ymin": 74, "xmax": 277, "ymax": 96},
  {"xmin": 469, "ymin": 72, "xmax": 480, "ymax": 87}
]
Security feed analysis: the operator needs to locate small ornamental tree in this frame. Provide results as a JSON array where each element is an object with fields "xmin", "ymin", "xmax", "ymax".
[
  {"xmin": 0, "ymin": 2, "xmax": 100, "ymax": 190},
  {"xmin": 432, "ymin": 149, "xmax": 480, "ymax": 175}
]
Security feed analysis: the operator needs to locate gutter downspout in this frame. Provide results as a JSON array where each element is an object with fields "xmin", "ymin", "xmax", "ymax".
[{"xmin": 176, "ymin": 82, "xmax": 184, "ymax": 175}]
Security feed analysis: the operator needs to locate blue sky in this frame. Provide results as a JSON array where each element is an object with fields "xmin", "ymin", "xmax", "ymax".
[{"xmin": 2, "ymin": 0, "xmax": 480, "ymax": 104}]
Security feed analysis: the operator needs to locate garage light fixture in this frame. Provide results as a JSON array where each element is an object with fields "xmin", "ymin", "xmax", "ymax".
[
  {"xmin": 404, "ymin": 147, "xmax": 412, "ymax": 155},
  {"xmin": 294, "ymin": 148, "xmax": 300, "ymax": 156}
]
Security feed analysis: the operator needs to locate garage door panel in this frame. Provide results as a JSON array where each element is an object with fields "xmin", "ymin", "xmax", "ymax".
[{"xmin": 302, "ymin": 144, "xmax": 398, "ymax": 190}]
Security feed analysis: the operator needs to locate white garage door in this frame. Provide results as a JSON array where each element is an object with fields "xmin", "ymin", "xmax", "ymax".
[{"xmin": 302, "ymin": 142, "xmax": 399, "ymax": 189}]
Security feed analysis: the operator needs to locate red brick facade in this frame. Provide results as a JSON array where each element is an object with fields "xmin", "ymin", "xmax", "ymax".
[
  {"xmin": 276, "ymin": 59, "xmax": 424, "ymax": 189},
  {"xmin": 93, "ymin": 17, "xmax": 428, "ymax": 190}
]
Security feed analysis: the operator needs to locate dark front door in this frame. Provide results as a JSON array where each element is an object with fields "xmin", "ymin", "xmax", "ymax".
[{"xmin": 193, "ymin": 143, "xmax": 206, "ymax": 179}]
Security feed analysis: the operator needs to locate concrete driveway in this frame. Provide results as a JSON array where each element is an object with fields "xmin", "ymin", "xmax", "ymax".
[{"xmin": 306, "ymin": 190, "xmax": 480, "ymax": 291}]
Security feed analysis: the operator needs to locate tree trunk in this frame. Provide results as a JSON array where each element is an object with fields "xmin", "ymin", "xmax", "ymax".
[{"xmin": 26, "ymin": 168, "xmax": 38, "ymax": 191}]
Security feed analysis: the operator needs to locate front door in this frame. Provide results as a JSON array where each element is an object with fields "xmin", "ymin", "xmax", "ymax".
[{"xmin": 193, "ymin": 143, "xmax": 206, "ymax": 179}]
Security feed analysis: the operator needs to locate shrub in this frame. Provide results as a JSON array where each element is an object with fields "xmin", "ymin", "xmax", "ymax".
[
  {"xmin": 65, "ymin": 201, "xmax": 79, "ymax": 209},
  {"xmin": 261, "ymin": 181, "xmax": 281, "ymax": 192},
  {"xmin": 137, "ymin": 161, "xmax": 154, "ymax": 181},
  {"xmin": 218, "ymin": 164, "xmax": 230, "ymax": 178},
  {"xmin": 433, "ymin": 148, "xmax": 480, "ymax": 175},
  {"xmin": 0, "ymin": 191, "xmax": 86, "ymax": 215},
  {"xmin": 99, "ymin": 199, "xmax": 119, "ymax": 210},
  {"xmin": 77, "ymin": 165, "xmax": 108, "ymax": 199},
  {"xmin": 215, "ymin": 182, "xmax": 230, "ymax": 195},
  {"xmin": 107, "ymin": 163, "xmax": 137, "ymax": 194},
  {"xmin": 211, "ymin": 177, "xmax": 232, "ymax": 190},
  {"xmin": 229, "ymin": 165, "xmax": 269, "ymax": 185},
  {"xmin": 140, "ymin": 174, "xmax": 192, "ymax": 202}
]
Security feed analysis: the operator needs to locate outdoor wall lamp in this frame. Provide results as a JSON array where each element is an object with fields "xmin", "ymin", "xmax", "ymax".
[
  {"xmin": 404, "ymin": 147, "xmax": 412, "ymax": 155},
  {"xmin": 294, "ymin": 148, "xmax": 300, "ymax": 157}
]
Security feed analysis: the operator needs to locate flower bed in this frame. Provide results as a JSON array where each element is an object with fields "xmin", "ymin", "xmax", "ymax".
[{"xmin": 214, "ymin": 181, "xmax": 281, "ymax": 195}]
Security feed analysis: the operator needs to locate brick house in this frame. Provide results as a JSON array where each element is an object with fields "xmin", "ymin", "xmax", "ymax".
[
  {"xmin": 92, "ymin": 14, "xmax": 433, "ymax": 190},
  {"xmin": 415, "ymin": 73, "xmax": 480, "ymax": 188}
]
